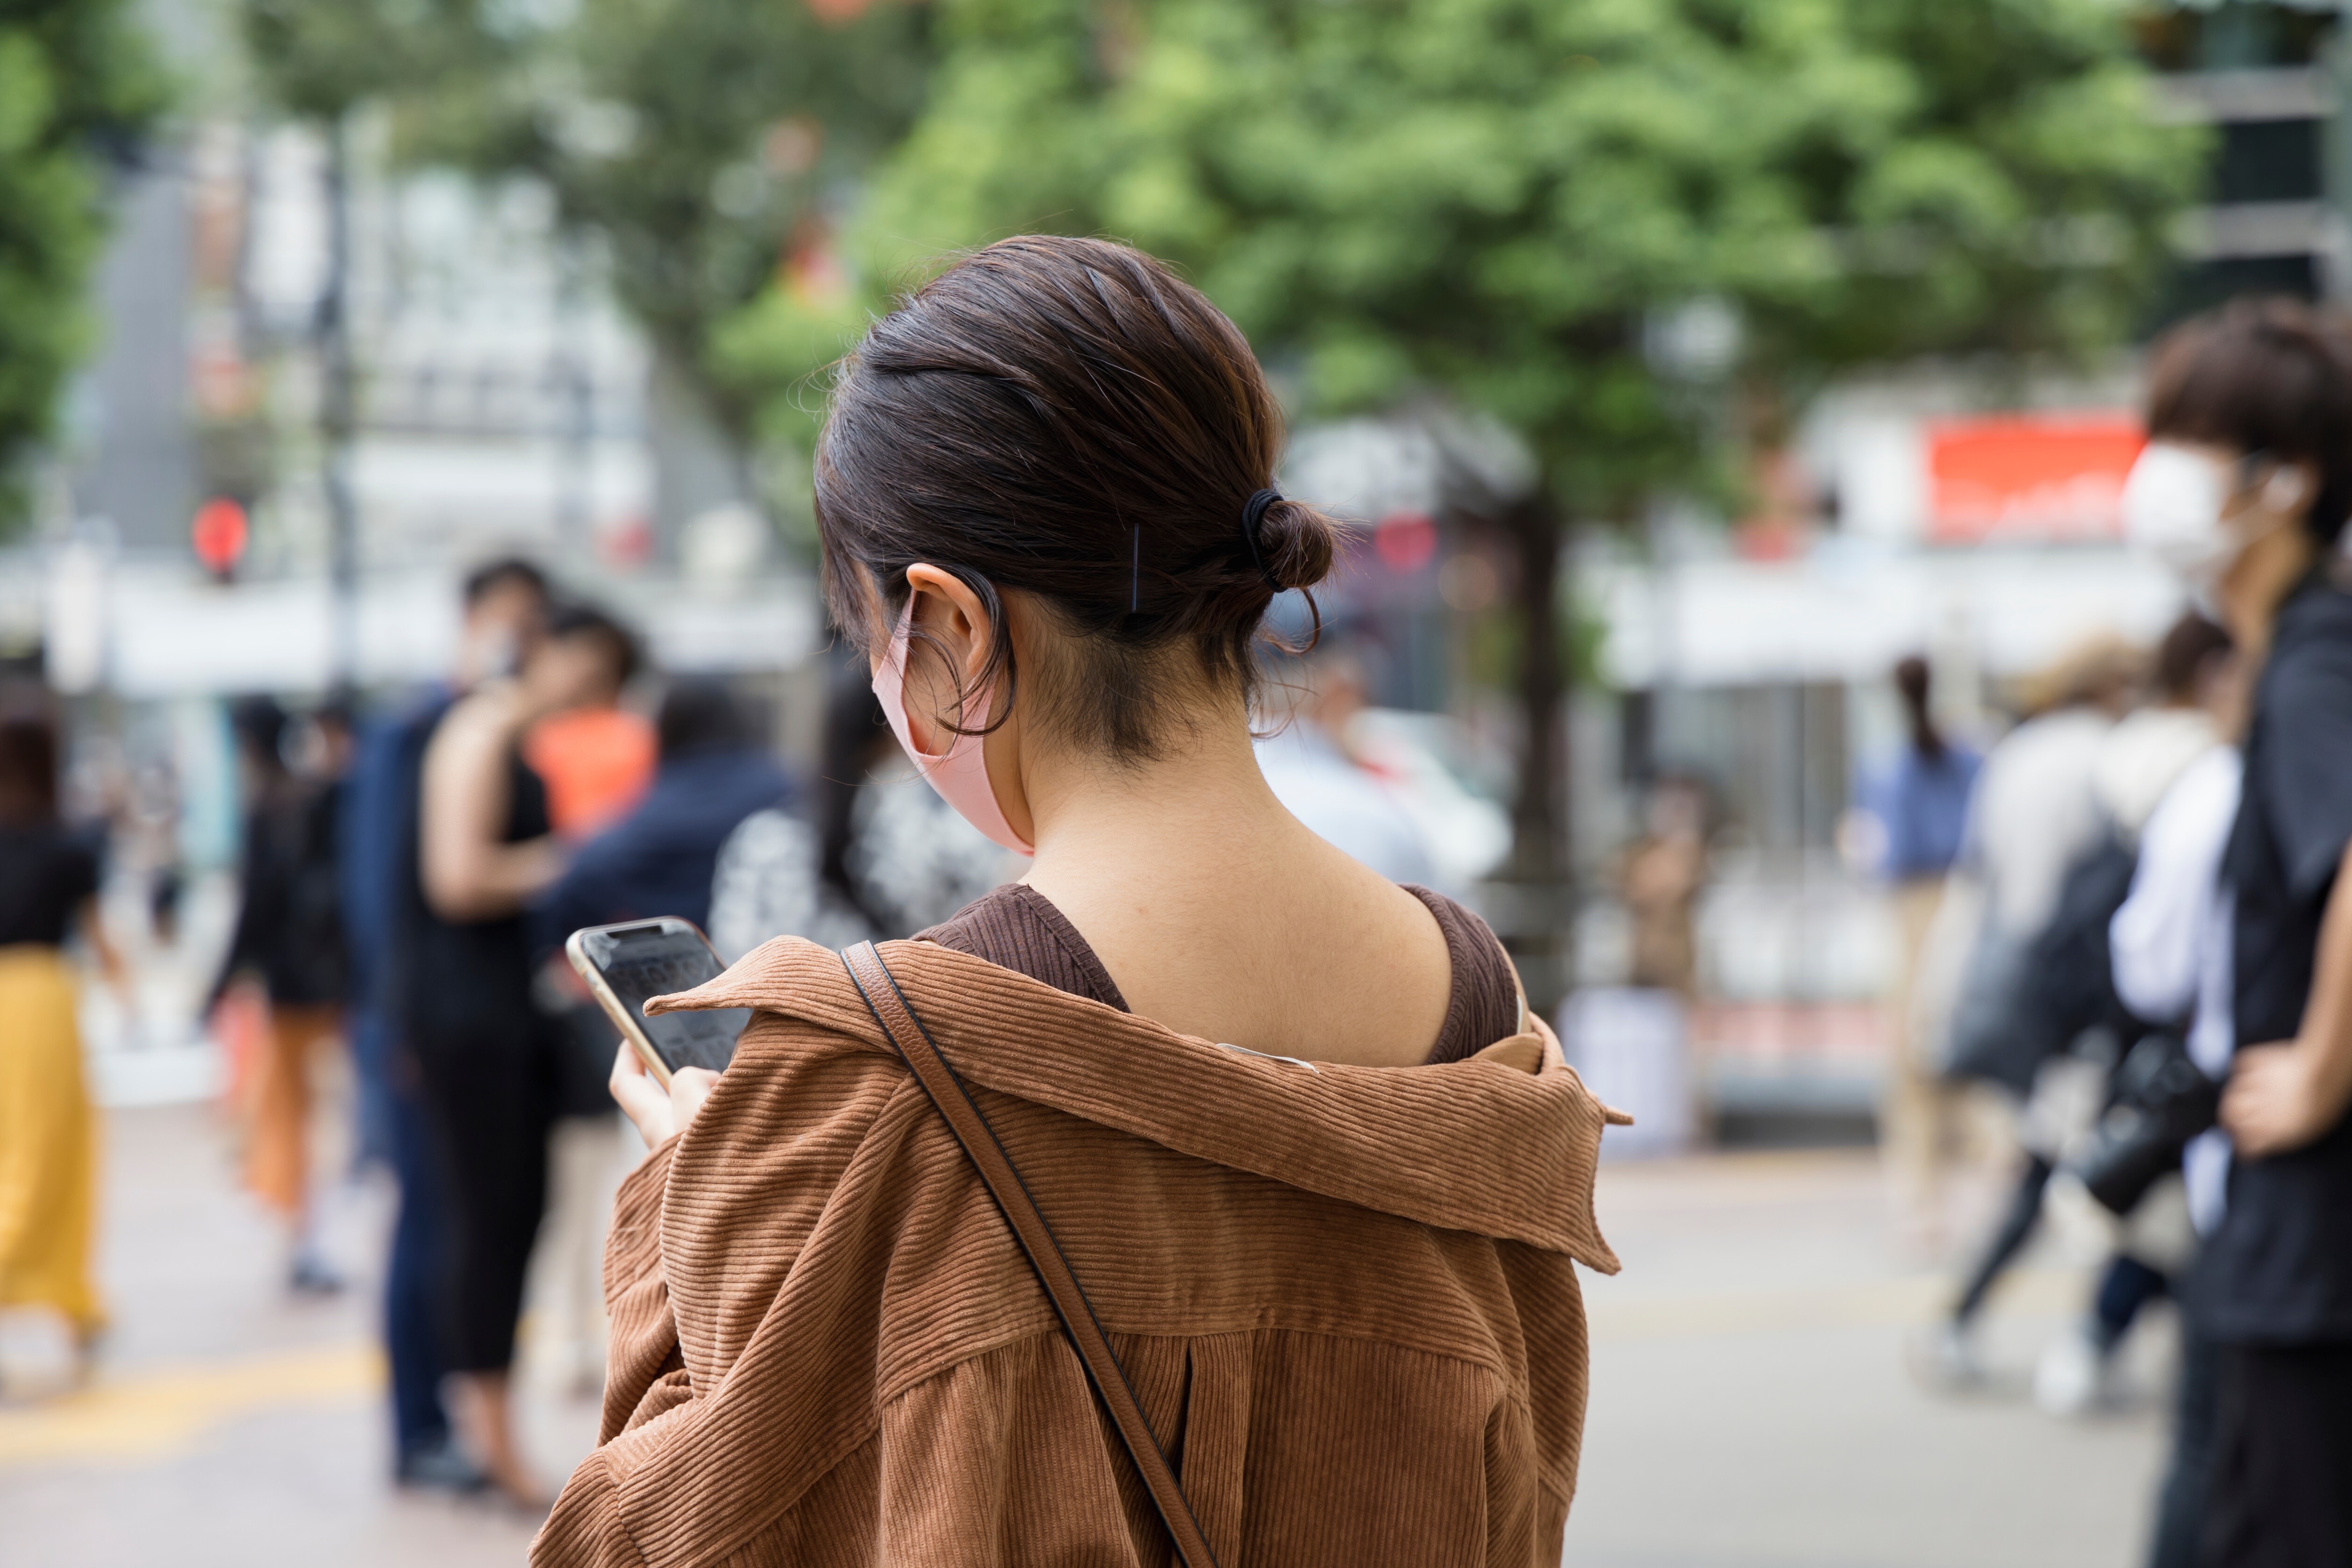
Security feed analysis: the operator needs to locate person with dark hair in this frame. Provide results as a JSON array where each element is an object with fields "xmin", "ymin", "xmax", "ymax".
[
  {"xmin": 0, "ymin": 711, "xmax": 126, "ymax": 1377},
  {"xmin": 539, "ymin": 237, "xmax": 1618, "ymax": 1564},
  {"xmin": 2005, "ymin": 612, "xmax": 2241, "ymax": 1426},
  {"xmin": 1856, "ymin": 655, "xmax": 1984, "ymax": 1253},
  {"xmin": 2117, "ymin": 296, "xmax": 2352, "ymax": 1566},
  {"xmin": 2053, "ymin": 611, "xmax": 2245, "ymax": 1568},
  {"xmin": 409, "ymin": 596, "xmax": 645, "ymax": 1503},
  {"xmin": 208, "ymin": 696, "xmax": 351, "ymax": 1293},
  {"xmin": 535, "ymin": 679, "xmax": 788, "ymax": 949},
  {"xmin": 462, "ymin": 557, "xmax": 552, "ymax": 632},
  {"xmin": 526, "ymin": 677, "xmax": 788, "ymax": 1394},
  {"xmin": 522, "ymin": 604, "xmax": 654, "ymax": 840},
  {"xmin": 345, "ymin": 557, "xmax": 549, "ymax": 1492},
  {"xmin": 1913, "ymin": 636, "xmax": 2139, "ymax": 1388}
]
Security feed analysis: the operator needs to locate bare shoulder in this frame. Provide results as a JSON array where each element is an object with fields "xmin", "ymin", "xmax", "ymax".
[{"xmin": 424, "ymin": 684, "xmax": 520, "ymax": 771}]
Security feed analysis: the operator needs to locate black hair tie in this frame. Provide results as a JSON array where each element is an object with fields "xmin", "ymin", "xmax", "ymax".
[{"xmin": 1241, "ymin": 488, "xmax": 1283, "ymax": 592}]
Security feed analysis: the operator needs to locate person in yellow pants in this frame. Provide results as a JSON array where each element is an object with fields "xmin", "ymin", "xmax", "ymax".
[{"xmin": 0, "ymin": 713, "xmax": 125, "ymax": 1375}]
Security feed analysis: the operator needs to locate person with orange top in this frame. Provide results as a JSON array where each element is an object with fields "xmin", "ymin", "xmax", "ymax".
[{"xmin": 521, "ymin": 605, "xmax": 653, "ymax": 840}]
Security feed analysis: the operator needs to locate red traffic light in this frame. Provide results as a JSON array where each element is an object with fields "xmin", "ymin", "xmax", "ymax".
[{"xmin": 192, "ymin": 498, "xmax": 249, "ymax": 577}]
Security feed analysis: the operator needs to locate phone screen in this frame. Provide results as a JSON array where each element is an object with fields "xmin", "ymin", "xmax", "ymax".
[{"xmin": 578, "ymin": 921, "xmax": 747, "ymax": 1075}]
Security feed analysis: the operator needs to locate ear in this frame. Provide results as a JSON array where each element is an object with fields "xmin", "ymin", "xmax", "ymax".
[{"xmin": 899, "ymin": 564, "xmax": 997, "ymax": 748}]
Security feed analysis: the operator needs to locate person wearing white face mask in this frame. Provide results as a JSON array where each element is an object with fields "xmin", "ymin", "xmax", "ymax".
[{"xmin": 2119, "ymin": 297, "xmax": 2352, "ymax": 1568}]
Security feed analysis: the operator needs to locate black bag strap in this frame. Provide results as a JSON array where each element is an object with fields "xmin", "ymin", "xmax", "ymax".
[{"xmin": 840, "ymin": 941, "xmax": 1219, "ymax": 1568}]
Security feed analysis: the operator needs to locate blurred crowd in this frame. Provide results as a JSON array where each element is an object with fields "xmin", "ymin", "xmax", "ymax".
[
  {"xmin": 8, "ymin": 293, "xmax": 2352, "ymax": 1564},
  {"xmin": 0, "ymin": 550, "xmax": 1485, "ymax": 1512},
  {"xmin": 1848, "ymin": 299, "xmax": 2352, "ymax": 1566}
]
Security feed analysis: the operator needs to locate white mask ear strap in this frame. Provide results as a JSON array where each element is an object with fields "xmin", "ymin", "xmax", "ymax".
[{"xmin": 2262, "ymin": 463, "xmax": 2312, "ymax": 517}]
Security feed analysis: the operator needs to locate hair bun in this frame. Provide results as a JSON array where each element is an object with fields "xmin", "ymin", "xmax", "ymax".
[{"xmin": 1255, "ymin": 497, "xmax": 1338, "ymax": 593}]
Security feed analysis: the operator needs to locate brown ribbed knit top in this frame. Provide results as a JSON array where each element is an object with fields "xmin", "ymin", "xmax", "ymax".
[{"xmin": 917, "ymin": 881, "xmax": 1522, "ymax": 1063}]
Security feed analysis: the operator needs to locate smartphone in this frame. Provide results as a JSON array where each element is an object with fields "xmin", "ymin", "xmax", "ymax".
[{"xmin": 565, "ymin": 918, "xmax": 748, "ymax": 1085}]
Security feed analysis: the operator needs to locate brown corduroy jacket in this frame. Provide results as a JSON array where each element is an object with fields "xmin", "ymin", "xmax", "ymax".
[{"xmin": 532, "ymin": 936, "xmax": 1621, "ymax": 1568}]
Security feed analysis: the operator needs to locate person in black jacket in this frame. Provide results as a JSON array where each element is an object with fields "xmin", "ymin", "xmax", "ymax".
[
  {"xmin": 2121, "ymin": 297, "xmax": 2352, "ymax": 1567},
  {"xmin": 209, "ymin": 697, "xmax": 350, "ymax": 1294}
]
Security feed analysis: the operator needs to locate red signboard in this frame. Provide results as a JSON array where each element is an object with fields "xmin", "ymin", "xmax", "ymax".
[{"xmin": 1925, "ymin": 413, "xmax": 2143, "ymax": 544}]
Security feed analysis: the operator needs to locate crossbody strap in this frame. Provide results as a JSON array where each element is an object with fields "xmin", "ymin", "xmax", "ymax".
[{"xmin": 840, "ymin": 942, "xmax": 1219, "ymax": 1568}]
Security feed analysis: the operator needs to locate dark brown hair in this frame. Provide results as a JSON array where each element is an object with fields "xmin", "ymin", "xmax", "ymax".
[
  {"xmin": 546, "ymin": 601, "xmax": 644, "ymax": 689},
  {"xmin": 2154, "ymin": 611, "xmax": 2233, "ymax": 705},
  {"xmin": 0, "ymin": 713, "xmax": 60, "ymax": 824},
  {"xmin": 1893, "ymin": 656, "xmax": 1943, "ymax": 762},
  {"xmin": 813, "ymin": 235, "xmax": 1339, "ymax": 760},
  {"xmin": 2146, "ymin": 296, "xmax": 2352, "ymax": 545},
  {"xmin": 463, "ymin": 556, "xmax": 548, "ymax": 607}
]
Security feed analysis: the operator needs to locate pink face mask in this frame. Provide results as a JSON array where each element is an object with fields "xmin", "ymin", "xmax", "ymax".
[{"xmin": 870, "ymin": 601, "xmax": 1034, "ymax": 855}]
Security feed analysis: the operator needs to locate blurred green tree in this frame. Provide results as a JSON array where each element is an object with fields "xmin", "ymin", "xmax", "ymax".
[
  {"xmin": 413, "ymin": 0, "xmax": 933, "ymax": 447},
  {"xmin": 241, "ymin": 0, "xmax": 508, "ymax": 123},
  {"xmin": 0, "ymin": 0, "xmax": 166, "ymax": 534},
  {"xmin": 832, "ymin": 0, "xmax": 2204, "ymax": 912},
  {"xmin": 240, "ymin": 0, "xmax": 931, "ymax": 547}
]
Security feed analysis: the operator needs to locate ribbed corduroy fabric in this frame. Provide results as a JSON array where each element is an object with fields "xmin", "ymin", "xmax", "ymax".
[{"xmin": 532, "ymin": 936, "xmax": 1621, "ymax": 1568}]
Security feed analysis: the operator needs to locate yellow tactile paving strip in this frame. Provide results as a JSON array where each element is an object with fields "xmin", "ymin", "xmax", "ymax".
[
  {"xmin": 0, "ymin": 1344, "xmax": 382, "ymax": 1467},
  {"xmin": 0, "ymin": 1261, "xmax": 2085, "ymax": 1471}
]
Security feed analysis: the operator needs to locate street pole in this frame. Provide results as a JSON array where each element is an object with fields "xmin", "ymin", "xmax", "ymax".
[
  {"xmin": 318, "ymin": 114, "xmax": 359, "ymax": 691},
  {"xmin": 553, "ymin": 233, "xmax": 593, "ymax": 556}
]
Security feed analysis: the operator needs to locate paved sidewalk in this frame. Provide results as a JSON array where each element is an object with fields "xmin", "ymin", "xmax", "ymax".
[
  {"xmin": 3, "ymin": 1109, "xmax": 2168, "ymax": 1568},
  {"xmin": 1564, "ymin": 1151, "xmax": 2169, "ymax": 1568},
  {"xmin": 1, "ymin": 1104, "xmax": 603, "ymax": 1568}
]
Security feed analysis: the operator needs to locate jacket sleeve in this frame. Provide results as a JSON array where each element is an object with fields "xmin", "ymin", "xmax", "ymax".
[
  {"xmin": 532, "ymin": 1140, "xmax": 686, "ymax": 1568},
  {"xmin": 533, "ymin": 1015, "xmax": 912, "ymax": 1568},
  {"xmin": 598, "ymin": 1139, "xmax": 688, "ymax": 1443}
]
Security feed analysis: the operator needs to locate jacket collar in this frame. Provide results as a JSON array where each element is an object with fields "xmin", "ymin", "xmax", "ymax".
[{"xmin": 652, "ymin": 936, "xmax": 1619, "ymax": 1273}]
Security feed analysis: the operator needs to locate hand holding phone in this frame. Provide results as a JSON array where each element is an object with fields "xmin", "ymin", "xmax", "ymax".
[
  {"xmin": 607, "ymin": 1038, "xmax": 716, "ymax": 1149},
  {"xmin": 565, "ymin": 918, "xmax": 747, "ymax": 1085}
]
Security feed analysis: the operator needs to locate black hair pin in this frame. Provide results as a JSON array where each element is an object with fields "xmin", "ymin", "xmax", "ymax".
[{"xmin": 1241, "ymin": 488, "xmax": 1283, "ymax": 592}]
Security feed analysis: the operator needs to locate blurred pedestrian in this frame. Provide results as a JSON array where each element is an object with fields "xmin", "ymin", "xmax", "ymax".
[
  {"xmin": 522, "ymin": 610, "xmax": 655, "ymax": 840},
  {"xmin": 541, "ymin": 235, "xmax": 1602, "ymax": 1563},
  {"xmin": 350, "ymin": 555, "xmax": 548, "ymax": 1492},
  {"xmin": 537, "ymin": 677, "xmax": 790, "ymax": 945},
  {"xmin": 707, "ymin": 660, "xmax": 1008, "ymax": 959},
  {"xmin": 2122, "ymin": 298, "xmax": 2352, "ymax": 1567},
  {"xmin": 0, "ymin": 711, "xmax": 127, "ymax": 1377},
  {"xmin": 410, "ymin": 599, "xmax": 636, "ymax": 1505},
  {"xmin": 207, "ymin": 697, "xmax": 350, "ymax": 1293},
  {"xmin": 1253, "ymin": 643, "xmax": 1437, "ymax": 885},
  {"xmin": 1620, "ymin": 775, "xmax": 1708, "ymax": 997},
  {"xmin": 1858, "ymin": 656, "xmax": 1984, "ymax": 1253},
  {"xmin": 2096, "ymin": 614, "xmax": 2242, "ymax": 1568},
  {"xmin": 528, "ymin": 675, "xmax": 787, "ymax": 1390},
  {"xmin": 2032, "ymin": 612, "xmax": 2236, "ymax": 1419},
  {"xmin": 1919, "ymin": 634, "xmax": 2139, "ymax": 1382}
]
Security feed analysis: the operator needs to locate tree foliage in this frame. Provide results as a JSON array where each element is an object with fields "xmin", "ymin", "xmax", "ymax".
[
  {"xmin": 240, "ymin": 0, "xmax": 931, "ymax": 442},
  {"xmin": 811, "ymin": 0, "xmax": 2208, "ymax": 892},
  {"xmin": 408, "ymin": 0, "xmax": 932, "ymax": 438},
  {"xmin": 0, "ymin": 0, "xmax": 166, "ymax": 534},
  {"xmin": 241, "ymin": 0, "xmax": 511, "ymax": 124},
  {"xmin": 852, "ymin": 0, "xmax": 2205, "ymax": 516}
]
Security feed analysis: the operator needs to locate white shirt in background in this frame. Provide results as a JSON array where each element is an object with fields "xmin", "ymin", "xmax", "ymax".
[
  {"xmin": 2109, "ymin": 744, "xmax": 2242, "ymax": 1235},
  {"xmin": 1255, "ymin": 721, "xmax": 1438, "ymax": 887}
]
